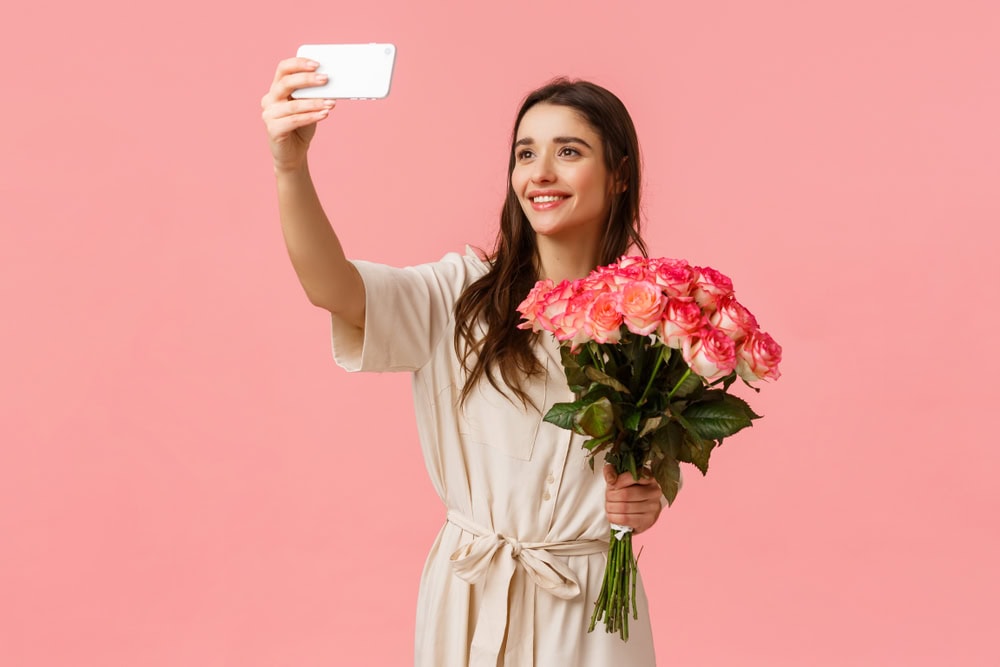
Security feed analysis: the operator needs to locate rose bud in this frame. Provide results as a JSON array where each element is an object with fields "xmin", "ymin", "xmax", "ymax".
[
  {"xmin": 710, "ymin": 295, "xmax": 759, "ymax": 342},
  {"xmin": 516, "ymin": 278, "xmax": 555, "ymax": 331},
  {"xmin": 736, "ymin": 330, "xmax": 782, "ymax": 382},
  {"xmin": 660, "ymin": 297, "xmax": 707, "ymax": 349},
  {"xmin": 620, "ymin": 280, "xmax": 667, "ymax": 336},
  {"xmin": 651, "ymin": 258, "xmax": 695, "ymax": 297},
  {"xmin": 585, "ymin": 292, "xmax": 624, "ymax": 344},
  {"xmin": 682, "ymin": 327, "xmax": 738, "ymax": 382},
  {"xmin": 691, "ymin": 266, "xmax": 735, "ymax": 310}
]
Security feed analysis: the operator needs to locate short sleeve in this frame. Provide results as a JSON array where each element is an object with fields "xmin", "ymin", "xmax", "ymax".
[{"xmin": 330, "ymin": 248, "xmax": 489, "ymax": 373}]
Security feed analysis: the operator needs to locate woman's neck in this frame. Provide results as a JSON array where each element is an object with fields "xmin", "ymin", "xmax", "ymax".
[{"xmin": 535, "ymin": 234, "xmax": 602, "ymax": 283}]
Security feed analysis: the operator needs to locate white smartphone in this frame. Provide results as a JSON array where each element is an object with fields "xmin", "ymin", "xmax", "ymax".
[{"xmin": 291, "ymin": 43, "xmax": 396, "ymax": 100}]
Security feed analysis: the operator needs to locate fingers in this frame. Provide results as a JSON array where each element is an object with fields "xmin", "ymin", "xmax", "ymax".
[
  {"xmin": 606, "ymin": 482, "xmax": 661, "ymax": 504},
  {"xmin": 272, "ymin": 57, "xmax": 320, "ymax": 86},
  {"xmin": 603, "ymin": 463, "xmax": 617, "ymax": 485},
  {"xmin": 606, "ymin": 491, "xmax": 663, "ymax": 535},
  {"xmin": 605, "ymin": 500, "xmax": 661, "ymax": 535},
  {"xmin": 605, "ymin": 465, "xmax": 663, "ymax": 534},
  {"xmin": 262, "ymin": 98, "xmax": 336, "ymax": 123},
  {"xmin": 605, "ymin": 465, "xmax": 657, "ymax": 490},
  {"xmin": 262, "ymin": 58, "xmax": 329, "ymax": 109},
  {"xmin": 262, "ymin": 98, "xmax": 335, "ymax": 137}
]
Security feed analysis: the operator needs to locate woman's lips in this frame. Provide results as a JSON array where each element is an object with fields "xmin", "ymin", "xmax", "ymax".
[{"xmin": 529, "ymin": 194, "xmax": 570, "ymax": 211}]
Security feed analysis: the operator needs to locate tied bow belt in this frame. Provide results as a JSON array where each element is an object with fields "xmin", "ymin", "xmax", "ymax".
[{"xmin": 447, "ymin": 509, "xmax": 608, "ymax": 667}]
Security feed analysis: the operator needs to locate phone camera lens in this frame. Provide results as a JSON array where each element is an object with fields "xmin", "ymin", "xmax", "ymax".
[{"xmin": 384, "ymin": 47, "xmax": 393, "ymax": 55}]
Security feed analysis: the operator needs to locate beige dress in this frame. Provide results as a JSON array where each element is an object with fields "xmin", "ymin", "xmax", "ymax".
[{"xmin": 330, "ymin": 248, "xmax": 657, "ymax": 666}]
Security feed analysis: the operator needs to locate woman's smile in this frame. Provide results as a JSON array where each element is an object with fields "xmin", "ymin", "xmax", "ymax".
[{"xmin": 527, "ymin": 189, "xmax": 572, "ymax": 210}]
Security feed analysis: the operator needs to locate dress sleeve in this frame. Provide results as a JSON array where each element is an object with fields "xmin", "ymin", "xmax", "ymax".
[{"xmin": 330, "ymin": 248, "xmax": 487, "ymax": 373}]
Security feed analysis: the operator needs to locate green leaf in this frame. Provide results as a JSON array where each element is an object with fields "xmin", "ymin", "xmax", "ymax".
[
  {"xmin": 543, "ymin": 400, "xmax": 589, "ymax": 432},
  {"xmin": 650, "ymin": 420, "xmax": 682, "ymax": 459},
  {"xmin": 623, "ymin": 409, "xmax": 641, "ymax": 432},
  {"xmin": 638, "ymin": 416, "xmax": 662, "ymax": 439},
  {"xmin": 682, "ymin": 394, "xmax": 761, "ymax": 440},
  {"xmin": 582, "ymin": 432, "xmax": 614, "ymax": 451},
  {"xmin": 727, "ymin": 393, "xmax": 762, "ymax": 420},
  {"xmin": 677, "ymin": 433, "xmax": 713, "ymax": 476},
  {"xmin": 559, "ymin": 346, "xmax": 589, "ymax": 390},
  {"xmin": 652, "ymin": 456, "xmax": 681, "ymax": 506},
  {"xmin": 575, "ymin": 397, "xmax": 615, "ymax": 438},
  {"xmin": 584, "ymin": 366, "xmax": 630, "ymax": 394},
  {"xmin": 578, "ymin": 382, "xmax": 617, "ymax": 406}
]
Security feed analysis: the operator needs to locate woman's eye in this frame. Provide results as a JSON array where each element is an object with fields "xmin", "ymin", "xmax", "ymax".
[
  {"xmin": 516, "ymin": 149, "xmax": 534, "ymax": 160},
  {"xmin": 559, "ymin": 147, "xmax": 580, "ymax": 157}
]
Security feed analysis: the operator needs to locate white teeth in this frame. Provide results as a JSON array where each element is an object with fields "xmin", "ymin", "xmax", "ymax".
[{"xmin": 532, "ymin": 195, "xmax": 566, "ymax": 203}]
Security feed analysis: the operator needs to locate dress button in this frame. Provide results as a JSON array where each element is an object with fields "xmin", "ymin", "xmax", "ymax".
[
  {"xmin": 546, "ymin": 474, "xmax": 555, "ymax": 484},
  {"xmin": 543, "ymin": 491, "xmax": 551, "ymax": 501}
]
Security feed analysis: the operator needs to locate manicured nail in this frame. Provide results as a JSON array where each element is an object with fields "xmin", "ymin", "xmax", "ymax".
[{"xmin": 307, "ymin": 60, "xmax": 320, "ymax": 68}]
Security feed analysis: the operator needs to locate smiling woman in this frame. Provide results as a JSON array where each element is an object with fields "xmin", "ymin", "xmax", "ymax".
[
  {"xmin": 512, "ymin": 104, "xmax": 617, "ymax": 268},
  {"xmin": 262, "ymin": 67, "xmax": 658, "ymax": 666}
]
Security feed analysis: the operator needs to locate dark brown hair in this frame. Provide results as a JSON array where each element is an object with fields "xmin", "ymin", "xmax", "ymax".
[{"xmin": 453, "ymin": 78, "xmax": 648, "ymax": 407}]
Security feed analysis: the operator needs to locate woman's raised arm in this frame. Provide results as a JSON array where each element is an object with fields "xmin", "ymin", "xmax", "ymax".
[{"xmin": 261, "ymin": 57, "xmax": 365, "ymax": 328}]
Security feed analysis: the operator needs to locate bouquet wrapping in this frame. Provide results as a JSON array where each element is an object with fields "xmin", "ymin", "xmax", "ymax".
[{"xmin": 517, "ymin": 256, "xmax": 781, "ymax": 639}]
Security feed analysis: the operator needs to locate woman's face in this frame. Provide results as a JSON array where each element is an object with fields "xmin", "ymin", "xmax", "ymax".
[{"xmin": 510, "ymin": 103, "xmax": 615, "ymax": 243}]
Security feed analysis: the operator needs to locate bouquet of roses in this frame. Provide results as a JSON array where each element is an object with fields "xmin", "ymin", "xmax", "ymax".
[{"xmin": 517, "ymin": 256, "xmax": 781, "ymax": 640}]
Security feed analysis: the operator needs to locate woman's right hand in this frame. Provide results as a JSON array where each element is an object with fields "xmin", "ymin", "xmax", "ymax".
[{"xmin": 261, "ymin": 57, "xmax": 337, "ymax": 172}]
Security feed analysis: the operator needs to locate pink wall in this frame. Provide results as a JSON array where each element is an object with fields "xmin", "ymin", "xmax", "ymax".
[{"xmin": 2, "ymin": 0, "xmax": 998, "ymax": 664}]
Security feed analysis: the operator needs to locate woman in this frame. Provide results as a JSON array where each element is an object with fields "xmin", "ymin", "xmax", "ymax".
[{"xmin": 262, "ymin": 57, "xmax": 664, "ymax": 666}]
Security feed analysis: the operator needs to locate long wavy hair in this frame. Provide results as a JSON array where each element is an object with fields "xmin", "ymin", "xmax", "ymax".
[{"xmin": 453, "ymin": 78, "xmax": 648, "ymax": 407}]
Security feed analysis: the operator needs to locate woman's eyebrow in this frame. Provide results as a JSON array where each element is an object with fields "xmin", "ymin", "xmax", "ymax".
[{"xmin": 514, "ymin": 136, "xmax": 593, "ymax": 149}]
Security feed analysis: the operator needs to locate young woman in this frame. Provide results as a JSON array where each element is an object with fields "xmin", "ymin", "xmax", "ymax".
[{"xmin": 262, "ymin": 57, "xmax": 664, "ymax": 666}]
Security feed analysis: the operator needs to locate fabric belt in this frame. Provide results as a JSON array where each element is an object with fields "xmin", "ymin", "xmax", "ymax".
[{"xmin": 446, "ymin": 509, "xmax": 608, "ymax": 667}]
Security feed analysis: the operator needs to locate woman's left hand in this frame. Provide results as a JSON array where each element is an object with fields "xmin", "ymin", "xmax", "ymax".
[{"xmin": 604, "ymin": 464, "xmax": 664, "ymax": 534}]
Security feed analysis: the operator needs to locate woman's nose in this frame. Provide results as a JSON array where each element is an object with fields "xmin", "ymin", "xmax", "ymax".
[{"xmin": 530, "ymin": 154, "xmax": 556, "ymax": 183}]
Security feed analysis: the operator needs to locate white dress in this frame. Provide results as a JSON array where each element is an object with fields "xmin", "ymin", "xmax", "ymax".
[{"xmin": 330, "ymin": 248, "xmax": 657, "ymax": 666}]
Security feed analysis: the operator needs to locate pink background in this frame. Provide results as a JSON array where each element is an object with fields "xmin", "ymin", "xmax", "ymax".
[{"xmin": 2, "ymin": 1, "xmax": 998, "ymax": 665}]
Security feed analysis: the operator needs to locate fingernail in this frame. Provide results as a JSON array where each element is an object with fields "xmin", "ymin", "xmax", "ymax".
[{"xmin": 307, "ymin": 60, "xmax": 320, "ymax": 68}]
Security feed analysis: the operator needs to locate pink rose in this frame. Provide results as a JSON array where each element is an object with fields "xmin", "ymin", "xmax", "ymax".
[
  {"xmin": 682, "ymin": 327, "xmax": 737, "ymax": 382},
  {"xmin": 584, "ymin": 292, "xmax": 624, "ymax": 344},
  {"xmin": 516, "ymin": 279, "xmax": 556, "ymax": 332},
  {"xmin": 710, "ymin": 295, "xmax": 759, "ymax": 342},
  {"xmin": 649, "ymin": 258, "xmax": 695, "ymax": 297},
  {"xmin": 736, "ymin": 330, "xmax": 782, "ymax": 382},
  {"xmin": 554, "ymin": 286, "xmax": 596, "ymax": 347},
  {"xmin": 583, "ymin": 268, "xmax": 626, "ymax": 293},
  {"xmin": 594, "ymin": 263, "xmax": 640, "ymax": 292},
  {"xmin": 616, "ymin": 262, "xmax": 649, "ymax": 283},
  {"xmin": 659, "ymin": 297, "xmax": 706, "ymax": 349},
  {"xmin": 533, "ymin": 280, "xmax": 575, "ymax": 335},
  {"xmin": 619, "ymin": 280, "xmax": 667, "ymax": 336},
  {"xmin": 615, "ymin": 256, "xmax": 649, "ymax": 274},
  {"xmin": 691, "ymin": 266, "xmax": 734, "ymax": 311}
]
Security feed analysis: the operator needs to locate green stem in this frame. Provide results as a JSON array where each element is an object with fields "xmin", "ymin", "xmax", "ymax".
[
  {"xmin": 589, "ymin": 342, "xmax": 606, "ymax": 375},
  {"xmin": 666, "ymin": 368, "xmax": 693, "ymax": 400},
  {"xmin": 636, "ymin": 346, "xmax": 668, "ymax": 407}
]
